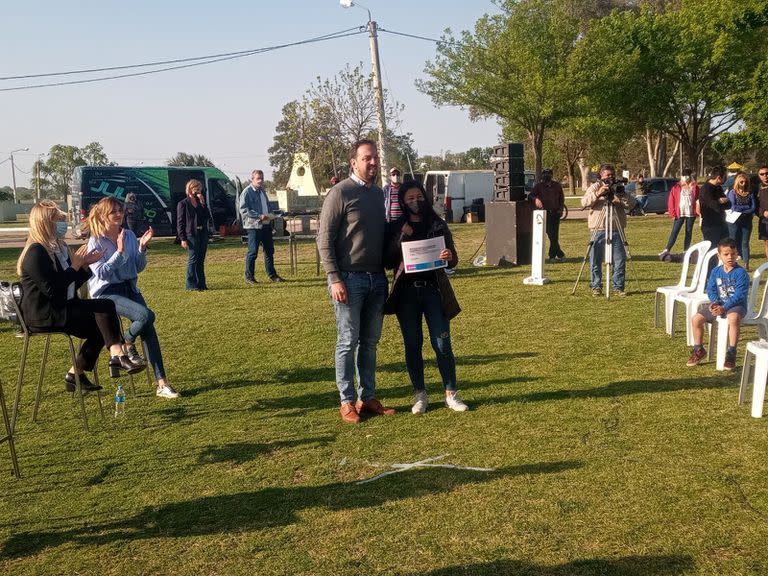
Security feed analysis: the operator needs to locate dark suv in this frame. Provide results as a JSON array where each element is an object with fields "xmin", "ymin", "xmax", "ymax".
[{"xmin": 624, "ymin": 178, "xmax": 679, "ymax": 214}]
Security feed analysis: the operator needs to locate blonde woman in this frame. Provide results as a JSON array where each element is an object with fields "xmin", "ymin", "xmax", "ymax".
[
  {"xmin": 176, "ymin": 179, "xmax": 211, "ymax": 290},
  {"xmin": 726, "ymin": 172, "xmax": 755, "ymax": 271},
  {"xmin": 86, "ymin": 197, "xmax": 180, "ymax": 399},
  {"xmin": 17, "ymin": 201, "xmax": 144, "ymax": 392}
]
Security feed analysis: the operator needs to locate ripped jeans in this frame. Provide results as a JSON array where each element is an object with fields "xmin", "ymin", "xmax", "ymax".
[{"xmin": 395, "ymin": 282, "xmax": 457, "ymax": 392}]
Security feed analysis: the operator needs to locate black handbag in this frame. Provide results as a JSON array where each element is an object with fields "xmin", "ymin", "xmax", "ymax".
[{"xmin": 0, "ymin": 281, "xmax": 22, "ymax": 324}]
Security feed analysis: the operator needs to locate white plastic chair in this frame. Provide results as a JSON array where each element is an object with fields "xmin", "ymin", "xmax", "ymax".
[
  {"xmin": 708, "ymin": 262, "xmax": 768, "ymax": 370},
  {"xmin": 739, "ymin": 340, "xmax": 768, "ymax": 417},
  {"xmin": 655, "ymin": 240, "xmax": 711, "ymax": 335},
  {"xmin": 671, "ymin": 248, "xmax": 721, "ymax": 346}
]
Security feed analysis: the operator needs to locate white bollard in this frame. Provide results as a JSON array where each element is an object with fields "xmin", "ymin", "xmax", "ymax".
[{"xmin": 523, "ymin": 209, "xmax": 550, "ymax": 286}]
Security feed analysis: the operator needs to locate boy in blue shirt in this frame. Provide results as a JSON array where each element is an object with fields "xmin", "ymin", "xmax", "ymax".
[{"xmin": 687, "ymin": 237, "xmax": 751, "ymax": 370}]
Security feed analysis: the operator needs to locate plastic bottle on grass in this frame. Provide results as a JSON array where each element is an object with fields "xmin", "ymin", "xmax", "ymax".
[{"xmin": 114, "ymin": 384, "xmax": 126, "ymax": 419}]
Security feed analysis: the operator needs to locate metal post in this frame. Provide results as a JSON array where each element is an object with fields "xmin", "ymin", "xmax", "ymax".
[
  {"xmin": 10, "ymin": 154, "xmax": 18, "ymax": 204},
  {"xmin": 367, "ymin": 20, "xmax": 389, "ymax": 187}
]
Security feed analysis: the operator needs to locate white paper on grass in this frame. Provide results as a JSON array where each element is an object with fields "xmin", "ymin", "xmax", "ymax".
[{"xmin": 402, "ymin": 237, "xmax": 447, "ymax": 274}]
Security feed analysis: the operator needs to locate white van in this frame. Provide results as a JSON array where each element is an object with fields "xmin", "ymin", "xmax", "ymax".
[{"xmin": 423, "ymin": 170, "xmax": 494, "ymax": 223}]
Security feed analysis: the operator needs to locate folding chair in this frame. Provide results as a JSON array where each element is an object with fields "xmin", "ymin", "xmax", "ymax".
[
  {"xmin": 10, "ymin": 292, "xmax": 104, "ymax": 433},
  {"xmin": 0, "ymin": 374, "xmax": 20, "ymax": 478},
  {"xmin": 655, "ymin": 240, "xmax": 710, "ymax": 335},
  {"xmin": 671, "ymin": 248, "xmax": 721, "ymax": 346}
]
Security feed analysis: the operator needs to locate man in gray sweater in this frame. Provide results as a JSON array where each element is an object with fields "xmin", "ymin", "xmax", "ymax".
[{"xmin": 317, "ymin": 139, "xmax": 395, "ymax": 423}]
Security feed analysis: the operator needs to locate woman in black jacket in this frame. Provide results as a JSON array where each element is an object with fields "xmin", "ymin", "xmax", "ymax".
[
  {"xmin": 16, "ymin": 201, "xmax": 145, "ymax": 391},
  {"xmin": 384, "ymin": 181, "xmax": 467, "ymax": 414},
  {"xmin": 176, "ymin": 179, "xmax": 211, "ymax": 291}
]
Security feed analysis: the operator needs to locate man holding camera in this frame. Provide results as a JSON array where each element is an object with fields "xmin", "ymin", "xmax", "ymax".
[{"xmin": 581, "ymin": 164, "xmax": 636, "ymax": 297}]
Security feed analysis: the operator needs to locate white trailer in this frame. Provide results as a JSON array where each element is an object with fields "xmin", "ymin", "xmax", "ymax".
[{"xmin": 423, "ymin": 170, "xmax": 494, "ymax": 223}]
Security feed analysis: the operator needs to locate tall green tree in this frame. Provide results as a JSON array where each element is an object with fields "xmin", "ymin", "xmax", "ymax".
[
  {"xmin": 32, "ymin": 142, "xmax": 114, "ymax": 201},
  {"xmin": 419, "ymin": 0, "xmax": 583, "ymax": 177}
]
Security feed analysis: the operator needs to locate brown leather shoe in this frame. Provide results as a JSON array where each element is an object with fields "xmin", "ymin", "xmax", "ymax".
[
  {"xmin": 355, "ymin": 398, "xmax": 396, "ymax": 416},
  {"xmin": 340, "ymin": 402, "xmax": 361, "ymax": 424}
]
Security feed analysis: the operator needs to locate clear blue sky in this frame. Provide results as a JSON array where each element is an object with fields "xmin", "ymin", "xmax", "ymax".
[{"xmin": 1, "ymin": 0, "xmax": 502, "ymax": 187}]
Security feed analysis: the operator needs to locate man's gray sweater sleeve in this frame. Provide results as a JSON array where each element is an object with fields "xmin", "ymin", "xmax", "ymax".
[{"xmin": 317, "ymin": 188, "xmax": 343, "ymax": 283}]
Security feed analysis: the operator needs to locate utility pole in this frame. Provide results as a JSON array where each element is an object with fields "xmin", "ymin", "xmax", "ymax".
[
  {"xmin": 10, "ymin": 153, "xmax": 18, "ymax": 204},
  {"xmin": 340, "ymin": 1, "xmax": 389, "ymax": 188}
]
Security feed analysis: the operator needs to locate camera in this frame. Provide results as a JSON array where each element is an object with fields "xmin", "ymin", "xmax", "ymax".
[{"xmin": 600, "ymin": 176, "xmax": 626, "ymax": 199}]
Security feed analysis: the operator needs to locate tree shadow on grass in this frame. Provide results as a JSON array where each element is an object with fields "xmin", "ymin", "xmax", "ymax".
[
  {"xmin": 1, "ymin": 459, "xmax": 582, "ymax": 559},
  {"xmin": 182, "ymin": 377, "xmax": 262, "ymax": 398},
  {"xmin": 493, "ymin": 375, "xmax": 733, "ymax": 404},
  {"xmin": 401, "ymin": 555, "xmax": 694, "ymax": 576},
  {"xmin": 198, "ymin": 436, "xmax": 334, "ymax": 466}
]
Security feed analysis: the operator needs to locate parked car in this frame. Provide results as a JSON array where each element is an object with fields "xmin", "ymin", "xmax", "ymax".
[{"xmin": 624, "ymin": 178, "xmax": 678, "ymax": 214}]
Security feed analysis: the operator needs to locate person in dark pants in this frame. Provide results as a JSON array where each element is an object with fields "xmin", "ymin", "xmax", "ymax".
[
  {"xmin": 239, "ymin": 169, "xmax": 284, "ymax": 284},
  {"xmin": 698, "ymin": 165, "xmax": 729, "ymax": 248},
  {"xmin": 122, "ymin": 192, "xmax": 148, "ymax": 237},
  {"xmin": 16, "ymin": 201, "xmax": 144, "ymax": 392},
  {"xmin": 529, "ymin": 168, "xmax": 566, "ymax": 261},
  {"xmin": 384, "ymin": 180, "xmax": 467, "ymax": 414},
  {"xmin": 660, "ymin": 168, "xmax": 699, "ymax": 258},
  {"xmin": 177, "ymin": 179, "xmax": 212, "ymax": 291},
  {"xmin": 758, "ymin": 165, "xmax": 768, "ymax": 259}
]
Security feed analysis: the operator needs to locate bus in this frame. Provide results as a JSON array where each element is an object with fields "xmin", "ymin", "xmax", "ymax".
[{"xmin": 71, "ymin": 166, "xmax": 238, "ymax": 237}]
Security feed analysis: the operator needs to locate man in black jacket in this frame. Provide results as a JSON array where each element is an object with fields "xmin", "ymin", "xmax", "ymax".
[{"xmin": 699, "ymin": 165, "xmax": 729, "ymax": 247}]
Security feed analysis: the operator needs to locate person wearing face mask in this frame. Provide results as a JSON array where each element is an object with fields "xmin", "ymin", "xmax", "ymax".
[
  {"xmin": 529, "ymin": 168, "xmax": 566, "ymax": 261},
  {"xmin": 383, "ymin": 166, "xmax": 403, "ymax": 222},
  {"xmin": 659, "ymin": 168, "xmax": 700, "ymax": 259},
  {"xmin": 16, "ymin": 201, "xmax": 144, "ymax": 393},
  {"xmin": 176, "ymin": 179, "xmax": 212, "ymax": 291},
  {"xmin": 383, "ymin": 181, "xmax": 467, "ymax": 414}
]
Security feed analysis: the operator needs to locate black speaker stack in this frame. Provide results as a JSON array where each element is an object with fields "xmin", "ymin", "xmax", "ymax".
[
  {"xmin": 486, "ymin": 142, "xmax": 532, "ymax": 266},
  {"xmin": 492, "ymin": 142, "xmax": 526, "ymax": 202}
]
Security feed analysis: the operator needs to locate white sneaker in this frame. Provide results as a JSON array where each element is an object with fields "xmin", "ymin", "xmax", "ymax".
[
  {"xmin": 445, "ymin": 391, "xmax": 469, "ymax": 412},
  {"xmin": 412, "ymin": 390, "xmax": 428, "ymax": 414},
  {"xmin": 658, "ymin": 249, "xmax": 669, "ymax": 257},
  {"xmin": 156, "ymin": 384, "xmax": 180, "ymax": 399}
]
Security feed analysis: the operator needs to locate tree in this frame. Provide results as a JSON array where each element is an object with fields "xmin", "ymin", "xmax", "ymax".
[
  {"xmin": 419, "ymin": 0, "xmax": 584, "ymax": 178},
  {"xmin": 574, "ymin": 0, "xmax": 768, "ymax": 170},
  {"xmin": 32, "ymin": 142, "xmax": 114, "ymax": 202},
  {"xmin": 269, "ymin": 63, "xmax": 404, "ymax": 188},
  {"xmin": 167, "ymin": 152, "xmax": 216, "ymax": 167}
]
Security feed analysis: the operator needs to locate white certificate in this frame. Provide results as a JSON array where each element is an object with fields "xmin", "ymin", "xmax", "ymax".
[
  {"xmin": 724, "ymin": 209, "xmax": 740, "ymax": 224},
  {"xmin": 402, "ymin": 237, "xmax": 447, "ymax": 273}
]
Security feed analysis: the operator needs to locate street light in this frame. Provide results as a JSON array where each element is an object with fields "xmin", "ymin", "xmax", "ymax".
[
  {"xmin": 340, "ymin": 0, "xmax": 389, "ymax": 187},
  {"xmin": 8, "ymin": 147, "xmax": 29, "ymax": 204}
]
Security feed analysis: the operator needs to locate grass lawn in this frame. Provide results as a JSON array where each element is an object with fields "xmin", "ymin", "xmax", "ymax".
[{"xmin": 1, "ymin": 218, "xmax": 768, "ymax": 576}]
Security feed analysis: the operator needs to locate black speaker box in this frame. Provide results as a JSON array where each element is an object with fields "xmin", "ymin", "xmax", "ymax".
[{"xmin": 485, "ymin": 201, "xmax": 532, "ymax": 265}]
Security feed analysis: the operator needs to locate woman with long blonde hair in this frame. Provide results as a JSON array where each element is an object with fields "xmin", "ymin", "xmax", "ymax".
[
  {"xmin": 176, "ymin": 179, "xmax": 211, "ymax": 290},
  {"xmin": 726, "ymin": 171, "xmax": 755, "ymax": 272},
  {"xmin": 17, "ymin": 201, "xmax": 144, "ymax": 392},
  {"xmin": 86, "ymin": 196, "xmax": 179, "ymax": 399}
]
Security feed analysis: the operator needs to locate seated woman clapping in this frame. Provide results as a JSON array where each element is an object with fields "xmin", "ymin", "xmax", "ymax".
[
  {"xmin": 86, "ymin": 197, "xmax": 180, "ymax": 399},
  {"xmin": 17, "ymin": 201, "xmax": 145, "ymax": 392}
]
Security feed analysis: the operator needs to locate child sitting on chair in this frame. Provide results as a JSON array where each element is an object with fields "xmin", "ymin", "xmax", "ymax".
[{"xmin": 687, "ymin": 237, "xmax": 750, "ymax": 370}]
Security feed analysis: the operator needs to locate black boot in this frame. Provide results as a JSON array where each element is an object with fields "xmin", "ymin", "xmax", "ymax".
[
  {"xmin": 109, "ymin": 355, "xmax": 147, "ymax": 377},
  {"xmin": 64, "ymin": 372, "xmax": 103, "ymax": 393}
]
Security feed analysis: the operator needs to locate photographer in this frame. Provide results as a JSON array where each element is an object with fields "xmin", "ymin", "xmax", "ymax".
[{"xmin": 580, "ymin": 164, "xmax": 636, "ymax": 297}]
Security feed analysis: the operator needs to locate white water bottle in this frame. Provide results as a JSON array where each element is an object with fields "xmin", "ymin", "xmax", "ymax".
[{"xmin": 114, "ymin": 384, "xmax": 126, "ymax": 419}]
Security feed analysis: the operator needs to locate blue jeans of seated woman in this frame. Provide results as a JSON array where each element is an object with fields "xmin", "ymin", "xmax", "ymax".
[
  {"xmin": 101, "ymin": 286, "xmax": 166, "ymax": 380},
  {"xmin": 186, "ymin": 232, "xmax": 208, "ymax": 290},
  {"xmin": 330, "ymin": 271, "xmax": 388, "ymax": 404},
  {"xmin": 395, "ymin": 282, "xmax": 457, "ymax": 392},
  {"xmin": 728, "ymin": 215, "xmax": 753, "ymax": 265}
]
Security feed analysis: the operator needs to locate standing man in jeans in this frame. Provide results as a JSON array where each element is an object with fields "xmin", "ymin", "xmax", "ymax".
[
  {"xmin": 529, "ymin": 168, "xmax": 566, "ymax": 262},
  {"xmin": 317, "ymin": 139, "xmax": 394, "ymax": 424},
  {"xmin": 239, "ymin": 170, "xmax": 284, "ymax": 284},
  {"xmin": 581, "ymin": 163, "xmax": 635, "ymax": 297}
]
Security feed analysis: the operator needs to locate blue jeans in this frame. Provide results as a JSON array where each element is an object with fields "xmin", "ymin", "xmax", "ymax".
[
  {"xmin": 728, "ymin": 216, "xmax": 753, "ymax": 265},
  {"xmin": 665, "ymin": 217, "xmax": 696, "ymax": 251},
  {"xmin": 186, "ymin": 232, "xmax": 208, "ymax": 290},
  {"xmin": 245, "ymin": 226, "xmax": 277, "ymax": 280},
  {"xmin": 101, "ymin": 286, "xmax": 166, "ymax": 380},
  {"xmin": 330, "ymin": 271, "xmax": 387, "ymax": 404},
  {"xmin": 396, "ymin": 282, "xmax": 456, "ymax": 392},
  {"xmin": 590, "ymin": 230, "xmax": 626, "ymax": 290}
]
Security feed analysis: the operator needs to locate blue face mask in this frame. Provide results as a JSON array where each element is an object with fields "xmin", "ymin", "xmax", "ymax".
[{"xmin": 55, "ymin": 221, "xmax": 68, "ymax": 238}]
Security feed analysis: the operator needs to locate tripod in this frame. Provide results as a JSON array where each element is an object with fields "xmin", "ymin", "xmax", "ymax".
[{"xmin": 572, "ymin": 200, "xmax": 636, "ymax": 298}]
